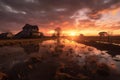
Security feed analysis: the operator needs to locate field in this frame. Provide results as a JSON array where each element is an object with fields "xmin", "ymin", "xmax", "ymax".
[
  {"xmin": 0, "ymin": 37, "xmax": 54, "ymax": 46},
  {"xmin": 82, "ymin": 36, "xmax": 120, "ymax": 44}
]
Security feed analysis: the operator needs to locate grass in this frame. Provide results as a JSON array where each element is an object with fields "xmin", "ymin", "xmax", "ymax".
[
  {"xmin": 83, "ymin": 36, "xmax": 120, "ymax": 44},
  {"xmin": 1, "ymin": 36, "xmax": 120, "ymax": 46},
  {"xmin": 0, "ymin": 37, "xmax": 55, "ymax": 46}
]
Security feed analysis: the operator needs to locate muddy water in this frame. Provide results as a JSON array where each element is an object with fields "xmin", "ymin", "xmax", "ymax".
[{"xmin": 0, "ymin": 39, "xmax": 120, "ymax": 80}]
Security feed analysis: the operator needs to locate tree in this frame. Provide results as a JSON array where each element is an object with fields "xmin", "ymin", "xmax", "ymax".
[
  {"xmin": 55, "ymin": 27, "xmax": 61, "ymax": 38},
  {"xmin": 79, "ymin": 34, "xmax": 84, "ymax": 37},
  {"xmin": 98, "ymin": 32, "xmax": 109, "ymax": 42}
]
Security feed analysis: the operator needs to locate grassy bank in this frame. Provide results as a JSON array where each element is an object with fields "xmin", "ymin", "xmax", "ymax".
[
  {"xmin": 0, "ymin": 37, "xmax": 55, "ymax": 46},
  {"xmin": 66, "ymin": 36, "xmax": 120, "ymax": 56}
]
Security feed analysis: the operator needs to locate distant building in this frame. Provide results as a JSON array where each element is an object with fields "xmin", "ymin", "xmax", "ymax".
[
  {"xmin": 0, "ymin": 32, "xmax": 13, "ymax": 39},
  {"xmin": 15, "ymin": 24, "xmax": 43, "ymax": 38}
]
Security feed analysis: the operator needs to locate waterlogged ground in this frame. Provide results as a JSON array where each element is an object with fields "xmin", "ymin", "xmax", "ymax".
[{"xmin": 0, "ymin": 39, "xmax": 120, "ymax": 80}]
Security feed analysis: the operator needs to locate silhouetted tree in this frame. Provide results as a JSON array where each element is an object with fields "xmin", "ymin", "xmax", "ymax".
[
  {"xmin": 79, "ymin": 34, "xmax": 85, "ymax": 42},
  {"xmin": 55, "ymin": 27, "xmax": 61, "ymax": 38},
  {"xmin": 79, "ymin": 34, "xmax": 84, "ymax": 37},
  {"xmin": 98, "ymin": 32, "xmax": 110, "ymax": 42}
]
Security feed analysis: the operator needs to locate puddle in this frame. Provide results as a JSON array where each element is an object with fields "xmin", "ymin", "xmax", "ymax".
[{"xmin": 0, "ymin": 39, "xmax": 120, "ymax": 80}]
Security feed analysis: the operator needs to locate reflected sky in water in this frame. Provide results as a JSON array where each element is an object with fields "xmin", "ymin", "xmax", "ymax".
[{"xmin": 0, "ymin": 39, "xmax": 120, "ymax": 80}]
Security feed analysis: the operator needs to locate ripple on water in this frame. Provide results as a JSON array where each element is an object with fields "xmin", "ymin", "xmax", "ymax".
[{"xmin": 0, "ymin": 39, "xmax": 120, "ymax": 80}]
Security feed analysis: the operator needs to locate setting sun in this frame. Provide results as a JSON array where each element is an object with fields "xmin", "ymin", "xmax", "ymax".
[
  {"xmin": 69, "ymin": 31, "xmax": 77, "ymax": 36},
  {"xmin": 48, "ymin": 30, "xmax": 55, "ymax": 34}
]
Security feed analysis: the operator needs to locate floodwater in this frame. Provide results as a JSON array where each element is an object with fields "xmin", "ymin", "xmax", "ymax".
[{"xmin": 0, "ymin": 39, "xmax": 120, "ymax": 80}]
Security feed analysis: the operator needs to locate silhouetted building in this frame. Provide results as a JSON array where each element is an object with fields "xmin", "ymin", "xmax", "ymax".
[
  {"xmin": 0, "ymin": 32, "xmax": 13, "ymax": 39},
  {"xmin": 15, "ymin": 24, "xmax": 43, "ymax": 38}
]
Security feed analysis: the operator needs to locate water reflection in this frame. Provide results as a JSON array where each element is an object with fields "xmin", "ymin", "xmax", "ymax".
[
  {"xmin": 0, "ymin": 38, "xmax": 120, "ymax": 80},
  {"xmin": 0, "ymin": 46, "xmax": 27, "ymax": 69},
  {"xmin": 20, "ymin": 42, "xmax": 39, "ymax": 54}
]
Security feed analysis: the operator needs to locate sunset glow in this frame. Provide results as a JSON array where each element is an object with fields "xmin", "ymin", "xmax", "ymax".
[
  {"xmin": 46, "ymin": 29, "xmax": 100, "ymax": 36},
  {"xmin": 62, "ymin": 30, "xmax": 79, "ymax": 36},
  {"xmin": 0, "ymin": 0, "xmax": 120, "ymax": 36},
  {"xmin": 48, "ymin": 30, "xmax": 55, "ymax": 34},
  {"xmin": 69, "ymin": 31, "xmax": 77, "ymax": 36}
]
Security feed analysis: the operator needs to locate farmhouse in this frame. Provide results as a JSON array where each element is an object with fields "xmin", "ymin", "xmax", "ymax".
[
  {"xmin": 15, "ymin": 24, "xmax": 43, "ymax": 38},
  {"xmin": 0, "ymin": 32, "xmax": 13, "ymax": 39}
]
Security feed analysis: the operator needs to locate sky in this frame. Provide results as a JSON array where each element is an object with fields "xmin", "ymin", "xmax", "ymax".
[{"xmin": 0, "ymin": 0, "xmax": 120, "ymax": 36}]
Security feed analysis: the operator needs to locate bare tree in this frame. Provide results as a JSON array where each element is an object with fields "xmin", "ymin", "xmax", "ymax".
[{"xmin": 55, "ymin": 27, "xmax": 61, "ymax": 38}]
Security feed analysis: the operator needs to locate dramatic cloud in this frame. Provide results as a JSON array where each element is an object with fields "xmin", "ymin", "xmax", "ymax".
[{"xmin": 0, "ymin": 0, "xmax": 120, "ymax": 35}]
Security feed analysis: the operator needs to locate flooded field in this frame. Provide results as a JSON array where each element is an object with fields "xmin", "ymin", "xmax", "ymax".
[{"xmin": 0, "ymin": 39, "xmax": 120, "ymax": 80}]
